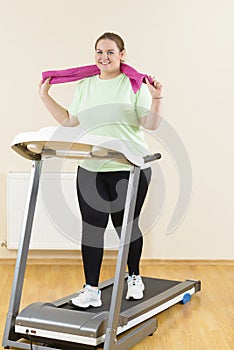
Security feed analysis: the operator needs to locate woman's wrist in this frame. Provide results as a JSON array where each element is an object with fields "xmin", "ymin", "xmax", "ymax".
[{"xmin": 152, "ymin": 96, "xmax": 163, "ymax": 99}]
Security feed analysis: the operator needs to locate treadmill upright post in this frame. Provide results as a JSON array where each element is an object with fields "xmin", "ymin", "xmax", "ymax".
[
  {"xmin": 2, "ymin": 160, "xmax": 43, "ymax": 347},
  {"xmin": 103, "ymin": 165, "xmax": 141, "ymax": 350}
]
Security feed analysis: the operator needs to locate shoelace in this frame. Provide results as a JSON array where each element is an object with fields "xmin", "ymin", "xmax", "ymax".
[
  {"xmin": 77, "ymin": 285, "xmax": 90, "ymax": 295},
  {"xmin": 78, "ymin": 285, "xmax": 99, "ymax": 295},
  {"xmin": 129, "ymin": 276, "xmax": 142, "ymax": 286}
]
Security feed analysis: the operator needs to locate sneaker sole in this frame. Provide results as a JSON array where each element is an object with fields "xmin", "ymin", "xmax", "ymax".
[
  {"xmin": 126, "ymin": 292, "xmax": 144, "ymax": 300},
  {"xmin": 70, "ymin": 300, "xmax": 102, "ymax": 308}
]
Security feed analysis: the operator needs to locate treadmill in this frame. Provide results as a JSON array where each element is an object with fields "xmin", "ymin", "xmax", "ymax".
[{"xmin": 3, "ymin": 126, "xmax": 201, "ymax": 350}]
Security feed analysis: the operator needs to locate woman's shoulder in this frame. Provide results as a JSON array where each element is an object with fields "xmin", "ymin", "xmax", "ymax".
[{"xmin": 74, "ymin": 76, "xmax": 95, "ymax": 90}]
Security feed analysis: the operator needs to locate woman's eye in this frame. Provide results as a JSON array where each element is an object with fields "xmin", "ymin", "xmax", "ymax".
[
  {"xmin": 107, "ymin": 51, "xmax": 114, "ymax": 55},
  {"xmin": 97, "ymin": 51, "xmax": 102, "ymax": 54}
]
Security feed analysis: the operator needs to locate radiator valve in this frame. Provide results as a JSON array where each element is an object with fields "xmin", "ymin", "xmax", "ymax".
[{"xmin": 0, "ymin": 240, "xmax": 7, "ymax": 247}]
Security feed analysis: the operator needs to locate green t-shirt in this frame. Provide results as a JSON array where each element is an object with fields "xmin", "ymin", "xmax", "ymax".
[{"xmin": 68, "ymin": 73, "xmax": 152, "ymax": 171}]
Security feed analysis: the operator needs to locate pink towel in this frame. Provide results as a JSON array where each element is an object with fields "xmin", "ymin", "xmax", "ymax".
[{"xmin": 42, "ymin": 63, "xmax": 153, "ymax": 94}]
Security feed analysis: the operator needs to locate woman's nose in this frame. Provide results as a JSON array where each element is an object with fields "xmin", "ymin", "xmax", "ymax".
[{"xmin": 102, "ymin": 52, "xmax": 108, "ymax": 60}]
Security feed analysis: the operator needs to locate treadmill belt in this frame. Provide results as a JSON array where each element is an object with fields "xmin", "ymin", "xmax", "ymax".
[{"xmin": 61, "ymin": 277, "xmax": 180, "ymax": 313}]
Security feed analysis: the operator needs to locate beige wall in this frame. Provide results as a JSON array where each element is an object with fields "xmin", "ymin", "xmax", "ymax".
[{"xmin": 0, "ymin": 0, "xmax": 233, "ymax": 259}]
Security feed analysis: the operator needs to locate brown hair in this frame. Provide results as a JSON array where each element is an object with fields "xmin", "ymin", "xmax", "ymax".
[{"xmin": 95, "ymin": 32, "xmax": 125, "ymax": 52}]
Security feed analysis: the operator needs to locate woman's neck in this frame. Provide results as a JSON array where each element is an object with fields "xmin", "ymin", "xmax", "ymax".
[{"xmin": 99, "ymin": 69, "xmax": 121, "ymax": 80}]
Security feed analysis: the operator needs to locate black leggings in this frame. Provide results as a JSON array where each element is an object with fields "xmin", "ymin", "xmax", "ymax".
[{"xmin": 76, "ymin": 167, "xmax": 152, "ymax": 286}]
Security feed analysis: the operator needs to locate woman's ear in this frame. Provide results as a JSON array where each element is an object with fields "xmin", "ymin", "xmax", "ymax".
[{"xmin": 120, "ymin": 49, "xmax": 126, "ymax": 62}]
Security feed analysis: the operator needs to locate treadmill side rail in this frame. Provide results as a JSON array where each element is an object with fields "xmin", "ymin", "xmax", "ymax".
[
  {"xmin": 2, "ymin": 160, "xmax": 43, "ymax": 347},
  {"xmin": 186, "ymin": 279, "xmax": 202, "ymax": 293},
  {"xmin": 121, "ymin": 279, "xmax": 200, "ymax": 321},
  {"xmin": 103, "ymin": 166, "xmax": 141, "ymax": 350}
]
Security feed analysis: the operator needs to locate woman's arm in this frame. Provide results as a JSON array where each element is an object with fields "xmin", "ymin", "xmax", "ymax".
[
  {"xmin": 39, "ymin": 78, "xmax": 79, "ymax": 127},
  {"xmin": 140, "ymin": 78, "xmax": 163, "ymax": 130}
]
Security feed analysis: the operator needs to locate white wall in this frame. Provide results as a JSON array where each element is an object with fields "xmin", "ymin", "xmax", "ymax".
[{"xmin": 0, "ymin": 0, "xmax": 233, "ymax": 259}]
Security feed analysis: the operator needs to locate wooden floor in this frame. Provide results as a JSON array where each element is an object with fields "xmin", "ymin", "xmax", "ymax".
[{"xmin": 1, "ymin": 260, "xmax": 234, "ymax": 350}]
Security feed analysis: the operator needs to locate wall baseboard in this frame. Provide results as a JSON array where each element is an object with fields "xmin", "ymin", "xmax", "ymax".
[{"xmin": 1, "ymin": 257, "xmax": 234, "ymax": 266}]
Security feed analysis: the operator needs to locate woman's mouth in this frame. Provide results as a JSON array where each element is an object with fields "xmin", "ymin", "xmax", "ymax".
[{"xmin": 100, "ymin": 61, "xmax": 110, "ymax": 66}]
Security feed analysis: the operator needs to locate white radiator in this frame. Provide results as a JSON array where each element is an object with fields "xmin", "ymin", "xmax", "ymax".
[{"xmin": 7, "ymin": 172, "xmax": 119, "ymax": 250}]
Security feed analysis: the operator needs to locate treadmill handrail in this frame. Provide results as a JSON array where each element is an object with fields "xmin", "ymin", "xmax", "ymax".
[{"xmin": 11, "ymin": 126, "xmax": 161, "ymax": 167}]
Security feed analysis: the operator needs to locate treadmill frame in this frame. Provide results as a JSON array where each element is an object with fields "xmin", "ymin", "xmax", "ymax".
[{"xmin": 2, "ymin": 149, "xmax": 200, "ymax": 350}]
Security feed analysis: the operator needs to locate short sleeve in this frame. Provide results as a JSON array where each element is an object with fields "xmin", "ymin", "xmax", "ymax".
[
  {"xmin": 135, "ymin": 83, "xmax": 152, "ymax": 119},
  {"xmin": 67, "ymin": 81, "xmax": 83, "ymax": 117}
]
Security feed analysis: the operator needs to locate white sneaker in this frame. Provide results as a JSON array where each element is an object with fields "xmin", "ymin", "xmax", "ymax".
[
  {"xmin": 126, "ymin": 275, "xmax": 145, "ymax": 300},
  {"xmin": 70, "ymin": 285, "xmax": 102, "ymax": 308}
]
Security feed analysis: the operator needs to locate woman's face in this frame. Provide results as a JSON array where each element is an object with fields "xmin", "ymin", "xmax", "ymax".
[{"xmin": 95, "ymin": 39, "xmax": 125, "ymax": 75}]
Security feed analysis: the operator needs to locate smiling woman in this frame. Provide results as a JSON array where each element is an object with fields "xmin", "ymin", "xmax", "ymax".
[{"xmin": 38, "ymin": 31, "xmax": 163, "ymax": 309}]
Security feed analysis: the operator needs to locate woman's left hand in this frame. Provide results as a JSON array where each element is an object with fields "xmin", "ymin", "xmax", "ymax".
[{"xmin": 145, "ymin": 76, "xmax": 163, "ymax": 99}]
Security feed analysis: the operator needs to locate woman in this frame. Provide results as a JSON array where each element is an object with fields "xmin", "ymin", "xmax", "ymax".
[{"xmin": 39, "ymin": 32, "xmax": 163, "ymax": 308}]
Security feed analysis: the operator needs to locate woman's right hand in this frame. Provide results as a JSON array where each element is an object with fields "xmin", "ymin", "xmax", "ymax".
[{"xmin": 38, "ymin": 77, "xmax": 51, "ymax": 98}]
